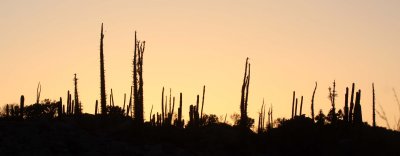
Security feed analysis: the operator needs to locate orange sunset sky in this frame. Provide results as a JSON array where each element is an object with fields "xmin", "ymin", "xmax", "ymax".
[{"xmin": 1, "ymin": 1, "xmax": 399, "ymax": 129}]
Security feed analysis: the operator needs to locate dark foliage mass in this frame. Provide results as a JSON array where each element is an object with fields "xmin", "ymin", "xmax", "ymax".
[{"xmin": 0, "ymin": 114, "xmax": 398, "ymax": 155}]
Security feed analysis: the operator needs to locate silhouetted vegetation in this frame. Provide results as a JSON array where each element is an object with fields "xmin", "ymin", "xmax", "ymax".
[
  {"xmin": 133, "ymin": 31, "xmax": 145, "ymax": 125},
  {"xmin": 239, "ymin": 58, "xmax": 251, "ymax": 129},
  {"xmin": 99, "ymin": 23, "xmax": 107, "ymax": 115},
  {"xmin": 1, "ymin": 24, "xmax": 399, "ymax": 155}
]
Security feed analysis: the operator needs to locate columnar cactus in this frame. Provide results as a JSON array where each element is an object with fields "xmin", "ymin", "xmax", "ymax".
[
  {"xmin": 195, "ymin": 95, "xmax": 200, "ymax": 125},
  {"xmin": 67, "ymin": 90, "xmax": 70, "ymax": 115},
  {"xmin": 161, "ymin": 87, "xmax": 165, "ymax": 125},
  {"xmin": 58, "ymin": 97, "xmax": 62, "ymax": 117},
  {"xmin": 330, "ymin": 80, "xmax": 337, "ymax": 123},
  {"xmin": 239, "ymin": 58, "xmax": 251, "ymax": 129},
  {"xmin": 110, "ymin": 88, "xmax": 114, "ymax": 107},
  {"xmin": 353, "ymin": 90, "xmax": 363, "ymax": 124},
  {"xmin": 127, "ymin": 86, "xmax": 133, "ymax": 117},
  {"xmin": 133, "ymin": 31, "xmax": 146, "ymax": 124},
  {"xmin": 295, "ymin": 98, "xmax": 298, "ymax": 117},
  {"xmin": 36, "ymin": 82, "xmax": 41, "ymax": 105},
  {"xmin": 95, "ymin": 100, "xmax": 98, "ymax": 115},
  {"xmin": 189, "ymin": 105, "xmax": 194, "ymax": 126},
  {"xmin": 372, "ymin": 83, "xmax": 376, "ymax": 127},
  {"xmin": 292, "ymin": 91, "xmax": 295, "ymax": 119},
  {"xmin": 344, "ymin": 87, "xmax": 349, "ymax": 123},
  {"xmin": 349, "ymin": 83, "xmax": 355, "ymax": 123},
  {"xmin": 20, "ymin": 95, "xmax": 24, "ymax": 119},
  {"xmin": 201, "ymin": 85, "xmax": 206, "ymax": 120},
  {"xmin": 299, "ymin": 96, "xmax": 303, "ymax": 116},
  {"xmin": 123, "ymin": 93, "xmax": 126, "ymax": 114},
  {"xmin": 311, "ymin": 82, "xmax": 317, "ymax": 121},
  {"xmin": 100, "ymin": 23, "xmax": 107, "ymax": 115},
  {"xmin": 74, "ymin": 74, "xmax": 81, "ymax": 115},
  {"xmin": 176, "ymin": 92, "xmax": 183, "ymax": 128}
]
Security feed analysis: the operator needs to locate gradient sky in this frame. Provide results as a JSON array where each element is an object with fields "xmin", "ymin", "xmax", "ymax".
[{"xmin": 1, "ymin": 0, "xmax": 399, "ymax": 129}]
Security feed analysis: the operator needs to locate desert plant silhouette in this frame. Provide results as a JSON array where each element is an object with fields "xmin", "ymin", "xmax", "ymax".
[{"xmin": 1, "ymin": 24, "xmax": 399, "ymax": 155}]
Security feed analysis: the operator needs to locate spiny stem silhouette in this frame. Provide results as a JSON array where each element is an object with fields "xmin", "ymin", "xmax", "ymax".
[
  {"xmin": 291, "ymin": 91, "xmax": 295, "ymax": 119},
  {"xmin": 133, "ymin": 31, "xmax": 145, "ymax": 124},
  {"xmin": 349, "ymin": 83, "xmax": 355, "ymax": 123},
  {"xmin": 36, "ymin": 82, "xmax": 41, "ymax": 105},
  {"xmin": 240, "ymin": 57, "xmax": 250, "ymax": 129},
  {"xmin": 161, "ymin": 87, "xmax": 165, "ymax": 125},
  {"xmin": 344, "ymin": 87, "xmax": 349, "ymax": 123},
  {"xmin": 354, "ymin": 90, "xmax": 363, "ymax": 124},
  {"xmin": 99, "ymin": 23, "xmax": 107, "ymax": 115},
  {"xmin": 20, "ymin": 95, "xmax": 24, "ymax": 118},
  {"xmin": 201, "ymin": 85, "xmax": 205, "ymax": 120},
  {"xmin": 299, "ymin": 96, "xmax": 303, "ymax": 116},
  {"xmin": 74, "ymin": 73, "xmax": 81, "ymax": 115},
  {"xmin": 372, "ymin": 83, "xmax": 376, "ymax": 127},
  {"xmin": 311, "ymin": 82, "xmax": 317, "ymax": 121}
]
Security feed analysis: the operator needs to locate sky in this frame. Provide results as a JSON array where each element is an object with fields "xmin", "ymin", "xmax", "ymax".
[{"xmin": 0, "ymin": 0, "xmax": 399, "ymax": 129}]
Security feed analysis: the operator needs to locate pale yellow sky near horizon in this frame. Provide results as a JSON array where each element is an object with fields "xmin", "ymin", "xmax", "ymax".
[{"xmin": 0, "ymin": 0, "xmax": 399, "ymax": 129}]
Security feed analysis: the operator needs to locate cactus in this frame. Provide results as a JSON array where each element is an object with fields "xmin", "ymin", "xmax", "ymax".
[
  {"xmin": 36, "ymin": 82, "xmax": 41, "ymax": 104},
  {"xmin": 95, "ymin": 100, "xmax": 98, "ymax": 115},
  {"xmin": 258, "ymin": 100, "xmax": 266, "ymax": 133},
  {"xmin": 71, "ymin": 100, "xmax": 74, "ymax": 114},
  {"xmin": 165, "ymin": 96, "xmax": 168, "ymax": 122},
  {"xmin": 372, "ymin": 83, "xmax": 376, "ymax": 127},
  {"xmin": 295, "ymin": 98, "xmax": 298, "ymax": 117},
  {"xmin": 169, "ymin": 89, "xmax": 172, "ymax": 117},
  {"xmin": 99, "ymin": 23, "xmax": 107, "ymax": 115},
  {"xmin": 74, "ymin": 74, "xmax": 81, "ymax": 115},
  {"xmin": 149, "ymin": 105, "xmax": 153, "ymax": 122},
  {"xmin": 331, "ymin": 80, "xmax": 337, "ymax": 123},
  {"xmin": 177, "ymin": 92, "xmax": 183, "ymax": 128},
  {"xmin": 172, "ymin": 97, "xmax": 175, "ymax": 118},
  {"xmin": 292, "ymin": 91, "xmax": 295, "ymax": 119},
  {"xmin": 110, "ymin": 88, "xmax": 114, "ymax": 107},
  {"xmin": 58, "ymin": 97, "xmax": 62, "ymax": 117},
  {"xmin": 132, "ymin": 31, "xmax": 146, "ymax": 124},
  {"xmin": 311, "ymin": 82, "xmax": 317, "ymax": 121},
  {"xmin": 201, "ymin": 85, "xmax": 206, "ymax": 120},
  {"xmin": 268, "ymin": 107, "xmax": 272, "ymax": 130},
  {"xmin": 344, "ymin": 87, "xmax": 349, "ymax": 123},
  {"xmin": 127, "ymin": 86, "xmax": 133, "ymax": 117},
  {"xmin": 10, "ymin": 105, "xmax": 15, "ymax": 117},
  {"xmin": 189, "ymin": 105, "xmax": 194, "ymax": 126},
  {"xmin": 349, "ymin": 83, "xmax": 355, "ymax": 123},
  {"xmin": 353, "ymin": 90, "xmax": 363, "ymax": 124},
  {"xmin": 161, "ymin": 87, "xmax": 165, "ymax": 125},
  {"xmin": 257, "ymin": 102, "xmax": 264, "ymax": 133},
  {"xmin": 262, "ymin": 99, "xmax": 266, "ymax": 130},
  {"xmin": 123, "ymin": 93, "xmax": 126, "ymax": 114},
  {"xmin": 195, "ymin": 95, "xmax": 200, "ymax": 125},
  {"xmin": 6, "ymin": 104, "xmax": 9, "ymax": 117},
  {"xmin": 299, "ymin": 96, "xmax": 303, "ymax": 116},
  {"xmin": 270, "ymin": 105, "xmax": 273, "ymax": 129},
  {"xmin": 67, "ymin": 90, "xmax": 70, "ymax": 115},
  {"xmin": 20, "ymin": 95, "xmax": 24, "ymax": 119},
  {"xmin": 62, "ymin": 104, "xmax": 65, "ymax": 115},
  {"xmin": 239, "ymin": 58, "xmax": 251, "ymax": 128}
]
